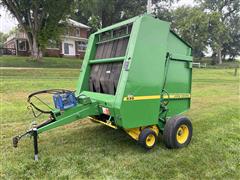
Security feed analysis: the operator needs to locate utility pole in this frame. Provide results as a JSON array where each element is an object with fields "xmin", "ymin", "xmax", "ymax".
[{"xmin": 147, "ymin": 0, "xmax": 153, "ymax": 14}]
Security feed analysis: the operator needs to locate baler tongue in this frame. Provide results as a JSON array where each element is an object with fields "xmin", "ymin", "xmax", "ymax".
[
  {"xmin": 13, "ymin": 130, "xmax": 32, "ymax": 148},
  {"xmin": 12, "ymin": 118, "xmax": 55, "ymax": 148},
  {"xmin": 13, "ymin": 90, "xmax": 99, "ymax": 160}
]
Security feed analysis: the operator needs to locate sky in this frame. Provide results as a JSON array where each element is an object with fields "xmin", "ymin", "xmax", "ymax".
[
  {"xmin": 0, "ymin": 6, "xmax": 18, "ymax": 33},
  {"xmin": 0, "ymin": 0, "xmax": 195, "ymax": 34}
]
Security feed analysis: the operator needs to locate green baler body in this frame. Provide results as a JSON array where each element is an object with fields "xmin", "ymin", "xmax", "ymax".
[{"xmin": 73, "ymin": 14, "xmax": 192, "ymax": 129}]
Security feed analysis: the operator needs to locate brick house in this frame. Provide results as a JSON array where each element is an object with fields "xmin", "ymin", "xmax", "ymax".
[{"xmin": 4, "ymin": 19, "xmax": 90, "ymax": 58}]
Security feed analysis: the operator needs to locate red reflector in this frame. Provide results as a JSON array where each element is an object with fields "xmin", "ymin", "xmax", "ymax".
[{"xmin": 102, "ymin": 107, "xmax": 110, "ymax": 115}]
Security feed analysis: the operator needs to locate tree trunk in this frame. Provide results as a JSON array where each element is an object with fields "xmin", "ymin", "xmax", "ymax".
[
  {"xmin": 31, "ymin": 36, "xmax": 42, "ymax": 61},
  {"xmin": 26, "ymin": 32, "xmax": 42, "ymax": 61},
  {"xmin": 222, "ymin": 54, "xmax": 226, "ymax": 61},
  {"xmin": 217, "ymin": 48, "xmax": 222, "ymax": 64},
  {"xmin": 211, "ymin": 52, "xmax": 217, "ymax": 65}
]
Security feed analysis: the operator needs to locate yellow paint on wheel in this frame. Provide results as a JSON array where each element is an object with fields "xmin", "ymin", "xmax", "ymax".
[
  {"xmin": 176, "ymin": 125, "xmax": 189, "ymax": 144},
  {"xmin": 145, "ymin": 134, "xmax": 155, "ymax": 147}
]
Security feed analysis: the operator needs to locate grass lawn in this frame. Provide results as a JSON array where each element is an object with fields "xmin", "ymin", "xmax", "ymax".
[
  {"xmin": 1, "ymin": 67, "xmax": 239, "ymax": 179},
  {"xmin": 0, "ymin": 55, "xmax": 82, "ymax": 69}
]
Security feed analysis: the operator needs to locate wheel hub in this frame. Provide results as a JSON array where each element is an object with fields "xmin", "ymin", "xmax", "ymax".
[
  {"xmin": 176, "ymin": 125, "xmax": 189, "ymax": 144},
  {"xmin": 145, "ymin": 134, "xmax": 155, "ymax": 147}
]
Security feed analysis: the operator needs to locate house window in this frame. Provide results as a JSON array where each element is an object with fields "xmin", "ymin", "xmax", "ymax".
[
  {"xmin": 76, "ymin": 29, "xmax": 80, "ymax": 37},
  {"xmin": 18, "ymin": 40, "xmax": 27, "ymax": 51},
  {"xmin": 77, "ymin": 41, "xmax": 87, "ymax": 51}
]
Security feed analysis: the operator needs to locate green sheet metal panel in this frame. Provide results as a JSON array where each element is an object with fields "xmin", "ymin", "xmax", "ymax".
[
  {"xmin": 167, "ymin": 31, "xmax": 192, "ymax": 56},
  {"xmin": 163, "ymin": 60, "xmax": 192, "ymax": 117},
  {"xmin": 76, "ymin": 34, "xmax": 97, "ymax": 95},
  {"xmin": 164, "ymin": 31, "xmax": 192, "ymax": 117},
  {"xmin": 75, "ymin": 14, "xmax": 192, "ymax": 129},
  {"xmin": 117, "ymin": 15, "xmax": 170, "ymax": 128}
]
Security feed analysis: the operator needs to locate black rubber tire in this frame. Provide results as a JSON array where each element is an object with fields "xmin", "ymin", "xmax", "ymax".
[
  {"xmin": 163, "ymin": 116, "xmax": 192, "ymax": 149},
  {"xmin": 139, "ymin": 128, "xmax": 157, "ymax": 149}
]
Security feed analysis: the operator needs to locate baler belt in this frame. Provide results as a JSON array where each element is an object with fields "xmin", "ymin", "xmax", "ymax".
[
  {"xmin": 89, "ymin": 62, "xmax": 123, "ymax": 95},
  {"xmin": 95, "ymin": 38, "xmax": 129, "ymax": 59}
]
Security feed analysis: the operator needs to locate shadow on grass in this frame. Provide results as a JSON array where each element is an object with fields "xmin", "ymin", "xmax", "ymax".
[{"xmin": 36, "ymin": 123, "xmax": 167, "ymax": 158}]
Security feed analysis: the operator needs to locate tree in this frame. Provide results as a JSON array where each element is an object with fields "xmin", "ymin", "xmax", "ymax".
[
  {"xmin": 208, "ymin": 12, "xmax": 229, "ymax": 64},
  {"xmin": 0, "ymin": 32, "xmax": 8, "ymax": 48},
  {"xmin": 73, "ymin": 0, "xmax": 173, "ymax": 32},
  {"xmin": 197, "ymin": 0, "xmax": 240, "ymax": 63},
  {"xmin": 1, "ymin": 0, "xmax": 74, "ymax": 60},
  {"xmin": 153, "ymin": 0, "xmax": 178, "ymax": 22},
  {"xmin": 170, "ymin": 7, "xmax": 209, "ymax": 58},
  {"xmin": 222, "ymin": 13, "xmax": 240, "ymax": 60},
  {"xmin": 73, "ymin": 0, "xmax": 148, "ymax": 31}
]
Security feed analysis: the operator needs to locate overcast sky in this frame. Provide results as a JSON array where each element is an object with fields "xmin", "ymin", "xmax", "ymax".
[{"xmin": 0, "ymin": 0, "xmax": 195, "ymax": 33}]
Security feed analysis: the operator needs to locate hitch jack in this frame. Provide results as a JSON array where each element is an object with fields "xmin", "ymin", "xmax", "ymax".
[{"xmin": 12, "ymin": 128, "xmax": 39, "ymax": 161}]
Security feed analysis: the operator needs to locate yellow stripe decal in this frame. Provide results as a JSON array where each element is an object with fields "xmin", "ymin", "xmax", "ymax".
[{"xmin": 123, "ymin": 93, "xmax": 191, "ymax": 101}]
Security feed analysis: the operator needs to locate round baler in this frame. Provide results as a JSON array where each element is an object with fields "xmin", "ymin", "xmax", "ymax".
[{"xmin": 13, "ymin": 14, "xmax": 193, "ymax": 160}]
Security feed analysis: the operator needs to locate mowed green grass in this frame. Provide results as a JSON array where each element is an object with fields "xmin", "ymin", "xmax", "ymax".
[
  {"xmin": 1, "ymin": 68, "xmax": 239, "ymax": 179},
  {"xmin": 0, "ymin": 55, "xmax": 82, "ymax": 68}
]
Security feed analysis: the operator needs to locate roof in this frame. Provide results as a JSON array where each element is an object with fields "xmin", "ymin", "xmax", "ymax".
[{"xmin": 66, "ymin": 19, "xmax": 90, "ymax": 29}]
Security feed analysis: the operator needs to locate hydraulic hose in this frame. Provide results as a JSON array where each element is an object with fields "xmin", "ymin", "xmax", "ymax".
[{"xmin": 28, "ymin": 89, "xmax": 74, "ymax": 114}]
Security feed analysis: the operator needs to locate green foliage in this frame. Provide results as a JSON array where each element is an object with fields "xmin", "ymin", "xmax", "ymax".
[
  {"xmin": 222, "ymin": 13, "xmax": 240, "ymax": 60},
  {"xmin": 0, "ymin": 32, "xmax": 8, "ymax": 48},
  {"xmin": 153, "ymin": 0, "xmax": 178, "ymax": 22},
  {"xmin": 165, "ymin": 0, "xmax": 239, "ymax": 62},
  {"xmin": 1, "ymin": 67, "xmax": 239, "ymax": 179},
  {"xmin": 197, "ymin": 0, "xmax": 240, "ymax": 19},
  {"xmin": 171, "ymin": 7, "xmax": 209, "ymax": 57},
  {"xmin": 208, "ymin": 12, "xmax": 230, "ymax": 53},
  {"xmin": 73, "ymin": 0, "xmax": 174, "ymax": 31},
  {"xmin": 88, "ymin": 16, "xmax": 102, "ymax": 33},
  {"xmin": 197, "ymin": 0, "xmax": 240, "ymax": 60},
  {"xmin": 37, "ymin": 0, "xmax": 73, "ymax": 49}
]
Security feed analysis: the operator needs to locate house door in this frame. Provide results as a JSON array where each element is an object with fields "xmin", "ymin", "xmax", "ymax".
[
  {"xmin": 64, "ymin": 43, "xmax": 69, "ymax": 54},
  {"xmin": 63, "ymin": 42, "xmax": 75, "ymax": 55}
]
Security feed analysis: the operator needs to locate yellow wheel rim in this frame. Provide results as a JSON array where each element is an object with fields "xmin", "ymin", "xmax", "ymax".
[
  {"xmin": 145, "ymin": 134, "xmax": 155, "ymax": 147},
  {"xmin": 176, "ymin": 125, "xmax": 189, "ymax": 144}
]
